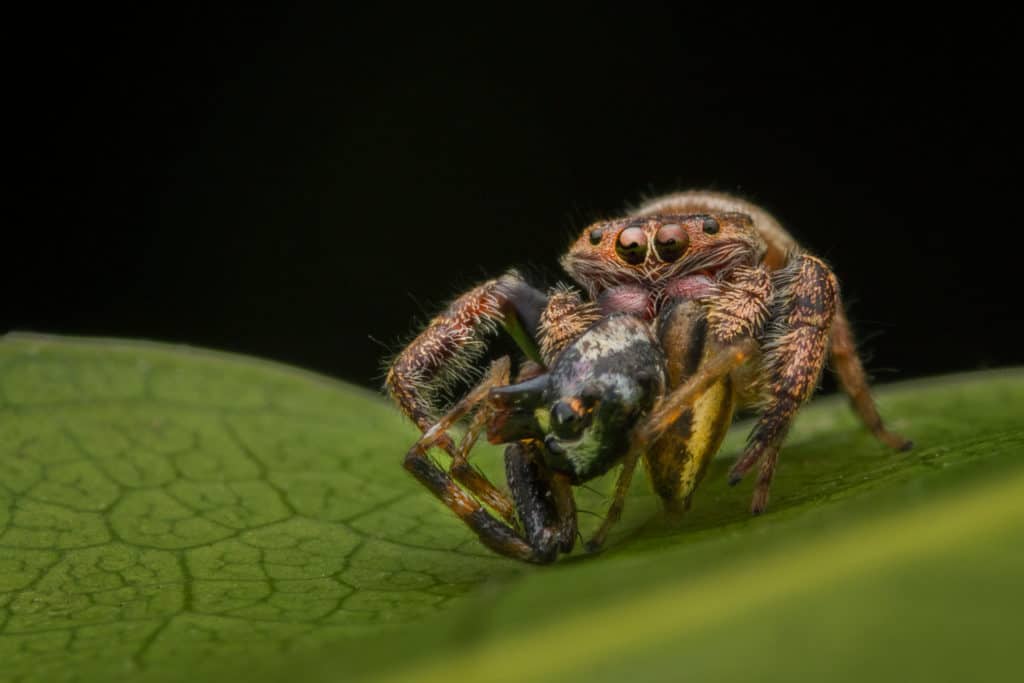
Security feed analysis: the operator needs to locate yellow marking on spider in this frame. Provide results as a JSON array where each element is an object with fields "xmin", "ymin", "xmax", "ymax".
[
  {"xmin": 677, "ymin": 377, "xmax": 735, "ymax": 497},
  {"xmin": 534, "ymin": 408, "xmax": 551, "ymax": 433}
]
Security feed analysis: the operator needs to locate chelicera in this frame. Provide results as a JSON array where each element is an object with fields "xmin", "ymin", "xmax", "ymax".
[{"xmin": 385, "ymin": 190, "xmax": 912, "ymax": 563}]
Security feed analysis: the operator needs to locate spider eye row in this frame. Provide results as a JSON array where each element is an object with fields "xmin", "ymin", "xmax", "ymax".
[{"xmin": 588, "ymin": 215, "xmax": 720, "ymax": 264}]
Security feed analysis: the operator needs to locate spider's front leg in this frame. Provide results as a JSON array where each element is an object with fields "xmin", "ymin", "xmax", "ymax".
[
  {"xmin": 386, "ymin": 269, "xmax": 546, "ymax": 433},
  {"xmin": 388, "ymin": 271, "xmax": 568, "ymax": 562}
]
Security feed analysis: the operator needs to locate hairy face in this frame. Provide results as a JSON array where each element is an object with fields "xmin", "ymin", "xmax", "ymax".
[{"xmin": 560, "ymin": 212, "xmax": 767, "ymax": 297}]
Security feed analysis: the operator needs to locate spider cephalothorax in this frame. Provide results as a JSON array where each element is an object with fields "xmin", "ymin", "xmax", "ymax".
[{"xmin": 385, "ymin": 190, "xmax": 911, "ymax": 563}]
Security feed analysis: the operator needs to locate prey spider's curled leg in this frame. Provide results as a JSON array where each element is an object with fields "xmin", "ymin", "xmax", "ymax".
[
  {"xmin": 505, "ymin": 442, "xmax": 577, "ymax": 563},
  {"xmin": 729, "ymin": 254, "xmax": 838, "ymax": 513}
]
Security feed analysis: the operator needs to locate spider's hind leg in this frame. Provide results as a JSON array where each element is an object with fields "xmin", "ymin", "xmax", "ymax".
[{"xmin": 830, "ymin": 306, "xmax": 913, "ymax": 452}]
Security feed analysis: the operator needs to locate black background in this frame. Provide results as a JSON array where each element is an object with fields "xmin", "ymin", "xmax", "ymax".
[{"xmin": 13, "ymin": 7, "xmax": 1020, "ymax": 392}]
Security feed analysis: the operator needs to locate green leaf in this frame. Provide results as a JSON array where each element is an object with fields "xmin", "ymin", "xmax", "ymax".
[{"xmin": 0, "ymin": 333, "xmax": 1021, "ymax": 683}]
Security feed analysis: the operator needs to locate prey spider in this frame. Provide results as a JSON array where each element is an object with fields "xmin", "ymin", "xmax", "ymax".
[{"xmin": 385, "ymin": 191, "xmax": 912, "ymax": 563}]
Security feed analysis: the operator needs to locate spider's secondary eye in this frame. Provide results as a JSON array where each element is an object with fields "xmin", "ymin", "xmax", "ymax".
[
  {"xmin": 589, "ymin": 228, "xmax": 604, "ymax": 245},
  {"xmin": 654, "ymin": 224, "xmax": 688, "ymax": 262},
  {"xmin": 615, "ymin": 227, "xmax": 648, "ymax": 265},
  {"xmin": 702, "ymin": 216, "xmax": 720, "ymax": 235}
]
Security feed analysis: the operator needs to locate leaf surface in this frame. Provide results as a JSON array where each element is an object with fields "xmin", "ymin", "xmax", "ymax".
[{"xmin": 0, "ymin": 334, "xmax": 1020, "ymax": 682}]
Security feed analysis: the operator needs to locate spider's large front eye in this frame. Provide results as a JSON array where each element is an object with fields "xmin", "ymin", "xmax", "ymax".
[
  {"xmin": 615, "ymin": 227, "xmax": 647, "ymax": 265},
  {"xmin": 654, "ymin": 224, "xmax": 688, "ymax": 262}
]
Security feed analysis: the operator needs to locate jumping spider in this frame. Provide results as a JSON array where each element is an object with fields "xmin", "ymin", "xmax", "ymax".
[{"xmin": 386, "ymin": 190, "xmax": 912, "ymax": 563}]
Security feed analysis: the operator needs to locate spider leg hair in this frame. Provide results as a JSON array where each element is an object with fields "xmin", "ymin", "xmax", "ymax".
[
  {"xmin": 386, "ymin": 270, "xmax": 547, "ymax": 432},
  {"xmin": 729, "ymin": 254, "xmax": 837, "ymax": 514},
  {"xmin": 830, "ymin": 306, "xmax": 913, "ymax": 451}
]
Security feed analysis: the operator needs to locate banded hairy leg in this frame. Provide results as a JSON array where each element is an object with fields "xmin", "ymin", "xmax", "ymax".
[
  {"xmin": 387, "ymin": 270, "xmax": 558, "ymax": 562},
  {"xmin": 729, "ymin": 253, "xmax": 839, "ymax": 513},
  {"xmin": 386, "ymin": 269, "xmax": 547, "ymax": 435}
]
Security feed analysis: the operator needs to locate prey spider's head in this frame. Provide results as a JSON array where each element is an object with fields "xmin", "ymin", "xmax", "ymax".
[
  {"xmin": 560, "ymin": 212, "xmax": 766, "ymax": 297},
  {"xmin": 487, "ymin": 314, "xmax": 667, "ymax": 483}
]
